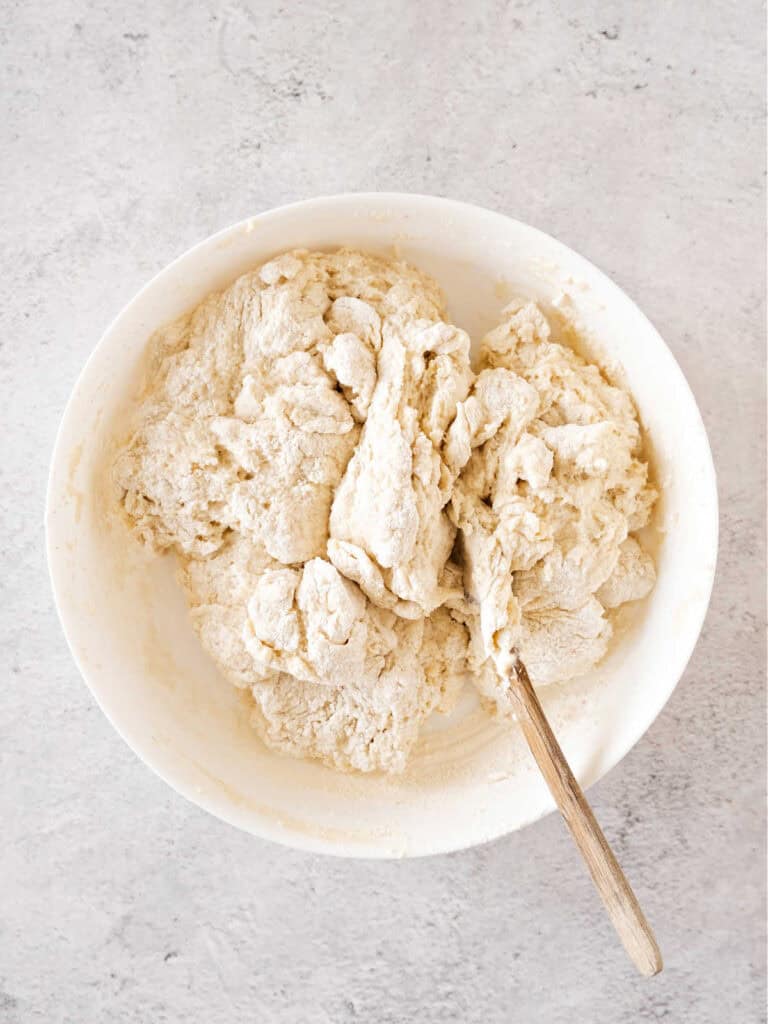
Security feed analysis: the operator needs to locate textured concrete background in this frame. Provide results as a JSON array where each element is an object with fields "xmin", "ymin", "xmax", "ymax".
[{"xmin": 2, "ymin": 1, "xmax": 765, "ymax": 1021}]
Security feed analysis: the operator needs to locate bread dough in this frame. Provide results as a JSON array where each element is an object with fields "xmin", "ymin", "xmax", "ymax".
[
  {"xmin": 115, "ymin": 250, "xmax": 656, "ymax": 773},
  {"xmin": 116, "ymin": 250, "xmax": 471, "ymax": 773},
  {"xmin": 448, "ymin": 300, "xmax": 656, "ymax": 700}
]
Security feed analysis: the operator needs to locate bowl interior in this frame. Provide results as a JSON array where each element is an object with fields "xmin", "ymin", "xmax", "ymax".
[{"xmin": 47, "ymin": 194, "xmax": 717, "ymax": 856}]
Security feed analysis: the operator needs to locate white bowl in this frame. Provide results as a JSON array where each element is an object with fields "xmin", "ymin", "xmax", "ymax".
[{"xmin": 46, "ymin": 194, "xmax": 718, "ymax": 857}]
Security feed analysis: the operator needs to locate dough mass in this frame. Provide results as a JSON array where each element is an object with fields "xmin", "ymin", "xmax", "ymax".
[{"xmin": 115, "ymin": 249, "xmax": 656, "ymax": 774}]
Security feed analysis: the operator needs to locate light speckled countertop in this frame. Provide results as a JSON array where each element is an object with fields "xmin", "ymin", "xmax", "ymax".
[{"xmin": 2, "ymin": 2, "xmax": 765, "ymax": 1021}]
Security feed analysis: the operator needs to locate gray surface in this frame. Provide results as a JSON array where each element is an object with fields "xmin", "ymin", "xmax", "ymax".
[{"xmin": 2, "ymin": 0, "xmax": 765, "ymax": 1021}]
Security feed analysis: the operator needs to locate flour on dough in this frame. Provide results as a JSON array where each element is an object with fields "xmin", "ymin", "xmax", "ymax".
[
  {"xmin": 448, "ymin": 300, "xmax": 656, "ymax": 706},
  {"xmin": 115, "ymin": 251, "xmax": 656, "ymax": 772},
  {"xmin": 115, "ymin": 250, "xmax": 471, "ymax": 773}
]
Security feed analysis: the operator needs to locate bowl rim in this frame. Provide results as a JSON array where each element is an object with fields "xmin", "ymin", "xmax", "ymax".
[{"xmin": 46, "ymin": 192, "xmax": 719, "ymax": 857}]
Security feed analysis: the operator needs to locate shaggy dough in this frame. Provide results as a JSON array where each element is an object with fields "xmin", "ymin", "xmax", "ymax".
[
  {"xmin": 115, "ymin": 250, "xmax": 656, "ymax": 773},
  {"xmin": 116, "ymin": 249, "xmax": 471, "ymax": 773},
  {"xmin": 448, "ymin": 300, "xmax": 656, "ymax": 703}
]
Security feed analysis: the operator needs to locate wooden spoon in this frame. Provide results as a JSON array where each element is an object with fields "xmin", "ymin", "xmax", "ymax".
[{"xmin": 502, "ymin": 651, "xmax": 663, "ymax": 977}]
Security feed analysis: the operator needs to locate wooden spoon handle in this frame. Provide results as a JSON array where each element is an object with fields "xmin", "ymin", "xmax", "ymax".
[{"xmin": 506, "ymin": 658, "xmax": 663, "ymax": 977}]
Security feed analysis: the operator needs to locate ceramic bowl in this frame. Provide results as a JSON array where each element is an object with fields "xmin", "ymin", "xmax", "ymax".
[{"xmin": 46, "ymin": 194, "xmax": 718, "ymax": 857}]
